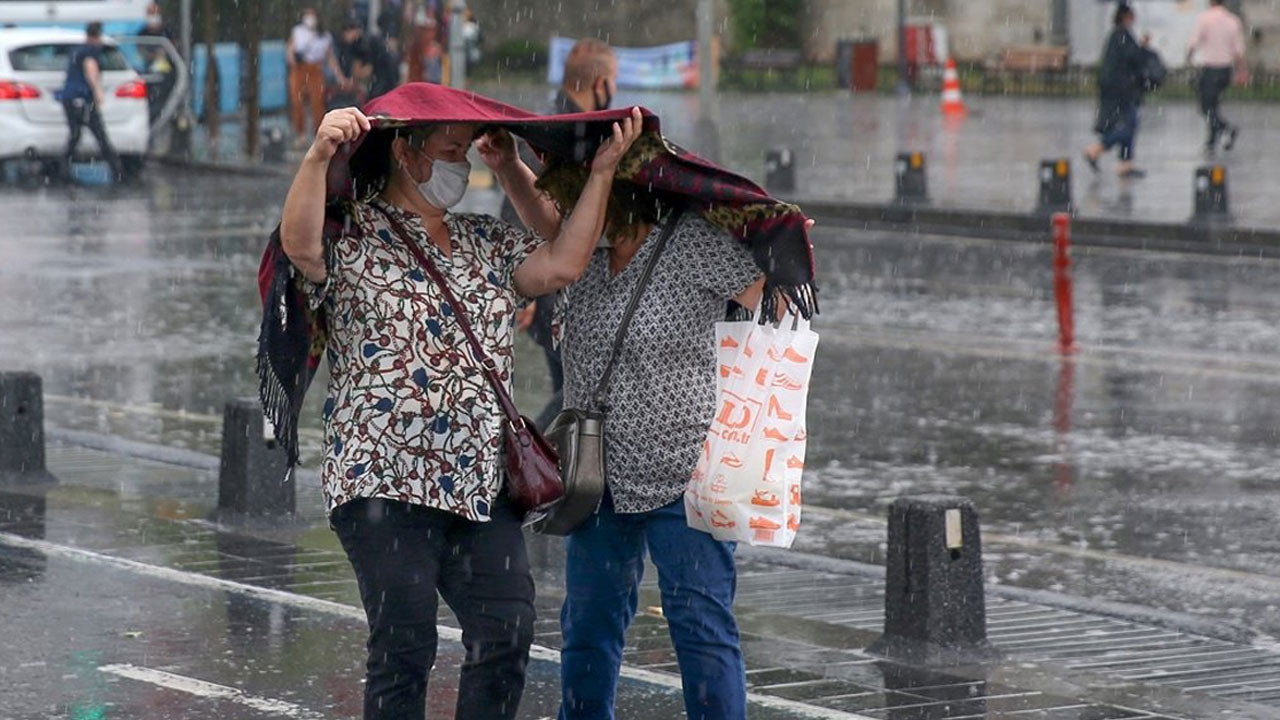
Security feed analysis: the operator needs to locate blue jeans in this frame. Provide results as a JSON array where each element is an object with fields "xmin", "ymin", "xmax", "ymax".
[
  {"xmin": 558, "ymin": 494, "xmax": 746, "ymax": 719},
  {"xmin": 1100, "ymin": 105, "xmax": 1139, "ymax": 161}
]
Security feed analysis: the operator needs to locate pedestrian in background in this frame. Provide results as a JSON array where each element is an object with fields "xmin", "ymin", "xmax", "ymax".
[
  {"xmin": 1187, "ymin": 0, "xmax": 1247, "ymax": 153},
  {"xmin": 287, "ymin": 8, "xmax": 346, "ymax": 146},
  {"xmin": 407, "ymin": 10, "xmax": 445, "ymax": 84},
  {"xmin": 61, "ymin": 21, "xmax": 123, "ymax": 181},
  {"xmin": 501, "ymin": 38, "xmax": 619, "ymax": 430},
  {"xmin": 333, "ymin": 19, "xmax": 401, "ymax": 107},
  {"xmin": 462, "ymin": 9, "xmax": 483, "ymax": 67},
  {"xmin": 138, "ymin": 3, "xmax": 173, "ymax": 43},
  {"xmin": 1083, "ymin": 3, "xmax": 1156, "ymax": 179},
  {"xmin": 137, "ymin": 3, "xmax": 175, "ymax": 124}
]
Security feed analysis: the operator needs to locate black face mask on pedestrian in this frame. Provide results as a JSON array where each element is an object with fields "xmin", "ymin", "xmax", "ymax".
[{"xmin": 592, "ymin": 79, "xmax": 613, "ymax": 111}]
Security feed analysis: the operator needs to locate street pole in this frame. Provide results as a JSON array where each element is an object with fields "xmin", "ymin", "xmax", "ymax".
[
  {"xmin": 243, "ymin": 0, "xmax": 260, "ymax": 160},
  {"xmin": 448, "ymin": 0, "xmax": 466, "ymax": 88},
  {"xmin": 179, "ymin": 0, "xmax": 192, "ymax": 61},
  {"xmin": 1050, "ymin": 0, "xmax": 1069, "ymax": 47},
  {"xmin": 697, "ymin": 0, "xmax": 715, "ymax": 113},
  {"xmin": 200, "ymin": 0, "xmax": 218, "ymax": 141},
  {"xmin": 368, "ymin": 0, "xmax": 382, "ymax": 35},
  {"xmin": 896, "ymin": 0, "xmax": 909, "ymax": 96},
  {"xmin": 694, "ymin": 0, "xmax": 720, "ymax": 161}
]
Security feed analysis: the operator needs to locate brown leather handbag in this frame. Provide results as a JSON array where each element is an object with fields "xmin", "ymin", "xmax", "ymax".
[{"xmin": 377, "ymin": 206, "xmax": 564, "ymax": 519}]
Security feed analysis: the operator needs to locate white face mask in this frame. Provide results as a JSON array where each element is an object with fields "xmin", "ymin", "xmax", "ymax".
[
  {"xmin": 146, "ymin": 15, "xmax": 162, "ymax": 28},
  {"xmin": 411, "ymin": 153, "xmax": 471, "ymax": 209},
  {"xmin": 302, "ymin": 15, "xmax": 318, "ymax": 30}
]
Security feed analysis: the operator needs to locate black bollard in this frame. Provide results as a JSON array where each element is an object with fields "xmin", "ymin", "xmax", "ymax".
[
  {"xmin": 0, "ymin": 372, "xmax": 55, "ymax": 484},
  {"xmin": 894, "ymin": 151, "xmax": 928, "ymax": 205},
  {"xmin": 1193, "ymin": 164, "xmax": 1230, "ymax": 222},
  {"xmin": 868, "ymin": 495, "xmax": 1000, "ymax": 665},
  {"xmin": 1037, "ymin": 158, "xmax": 1072, "ymax": 214},
  {"xmin": 217, "ymin": 398, "xmax": 293, "ymax": 518},
  {"xmin": 764, "ymin": 147, "xmax": 795, "ymax": 193}
]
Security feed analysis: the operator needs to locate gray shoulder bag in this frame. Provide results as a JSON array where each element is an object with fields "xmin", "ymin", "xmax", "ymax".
[{"xmin": 533, "ymin": 207, "xmax": 685, "ymax": 535}]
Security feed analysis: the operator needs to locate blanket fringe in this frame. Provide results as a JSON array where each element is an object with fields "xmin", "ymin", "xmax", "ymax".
[
  {"xmin": 760, "ymin": 281, "xmax": 819, "ymax": 323},
  {"xmin": 256, "ymin": 326, "xmax": 302, "ymax": 468}
]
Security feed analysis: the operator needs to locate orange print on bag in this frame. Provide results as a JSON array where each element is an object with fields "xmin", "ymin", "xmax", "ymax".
[
  {"xmin": 767, "ymin": 395, "xmax": 793, "ymax": 421},
  {"xmin": 711, "ymin": 510, "xmax": 736, "ymax": 528},
  {"xmin": 749, "ymin": 515, "xmax": 782, "ymax": 542},
  {"xmin": 763, "ymin": 427, "xmax": 789, "ymax": 443},
  {"xmin": 769, "ymin": 345, "xmax": 810, "ymax": 364},
  {"xmin": 751, "ymin": 490, "xmax": 780, "ymax": 507},
  {"xmin": 772, "ymin": 374, "xmax": 804, "ymax": 392},
  {"xmin": 716, "ymin": 396, "xmax": 756, "ymax": 430}
]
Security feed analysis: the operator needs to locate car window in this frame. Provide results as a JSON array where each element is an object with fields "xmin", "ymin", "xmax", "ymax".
[{"xmin": 9, "ymin": 43, "xmax": 131, "ymax": 72}]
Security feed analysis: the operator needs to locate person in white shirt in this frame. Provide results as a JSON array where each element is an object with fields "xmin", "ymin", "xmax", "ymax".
[
  {"xmin": 1187, "ymin": 0, "xmax": 1247, "ymax": 152},
  {"xmin": 286, "ymin": 8, "xmax": 346, "ymax": 145}
]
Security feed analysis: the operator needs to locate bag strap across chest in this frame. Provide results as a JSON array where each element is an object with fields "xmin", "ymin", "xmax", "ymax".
[
  {"xmin": 592, "ymin": 206, "xmax": 684, "ymax": 410},
  {"xmin": 373, "ymin": 203, "xmax": 525, "ymax": 425}
]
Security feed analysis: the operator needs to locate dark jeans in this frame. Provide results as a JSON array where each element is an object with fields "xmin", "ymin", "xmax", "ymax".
[
  {"xmin": 333, "ymin": 496, "xmax": 536, "ymax": 720},
  {"xmin": 62, "ymin": 97, "xmax": 121, "ymax": 173},
  {"xmin": 1199, "ymin": 66, "xmax": 1234, "ymax": 146},
  {"xmin": 1100, "ymin": 105, "xmax": 1139, "ymax": 162},
  {"xmin": 559, "ymin": 494, "xmax": 746, "ymax": 720}
]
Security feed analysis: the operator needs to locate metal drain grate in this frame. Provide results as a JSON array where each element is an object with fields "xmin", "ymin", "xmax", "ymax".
[{"xmin": 725, "ymin": 565, "xmax": 1280, "ymax": 712}]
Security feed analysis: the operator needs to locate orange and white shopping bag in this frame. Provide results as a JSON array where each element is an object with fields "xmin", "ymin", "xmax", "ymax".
[{"xmin": 686, "ymin": 313, "xmax": 818, "ymax": 548}]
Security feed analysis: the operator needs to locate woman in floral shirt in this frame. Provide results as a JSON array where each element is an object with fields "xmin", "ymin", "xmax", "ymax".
[{"xmin": 279, "ymin": 103, "xmax": 642, "ymax": 719}]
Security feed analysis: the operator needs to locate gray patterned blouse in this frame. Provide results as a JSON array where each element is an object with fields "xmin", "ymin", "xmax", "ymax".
[{"xmin": 559, "ymin": 211, "xmax": 762, "ymax": 513}]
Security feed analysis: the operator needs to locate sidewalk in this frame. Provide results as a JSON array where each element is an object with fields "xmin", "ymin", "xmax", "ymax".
[
  {"xmin": 4, "ymin": 436, "xmax": 1278, "ymax": 719},
  {"xmin": 168, "ymin": 89, "xmax": 1280, "ymax": 238}
]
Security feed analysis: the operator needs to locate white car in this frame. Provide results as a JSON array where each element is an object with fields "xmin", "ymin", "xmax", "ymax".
[{"xmin": 0, "ymin": 27, "xmax": 149, "ymax": 172}]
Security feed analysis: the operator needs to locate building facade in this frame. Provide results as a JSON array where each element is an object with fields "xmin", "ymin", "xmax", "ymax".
[{"xmin": 803, "ymin": 0, "xmax": 1280, "ymax": 70}]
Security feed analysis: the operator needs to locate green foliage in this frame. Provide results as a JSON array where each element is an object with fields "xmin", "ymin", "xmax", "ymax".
[
  {"xmin": 485, "ymin": 38, "xmax": 549, "ymax": 73},
  {"xmin": 726, "ymin": 0, "xmax": 805, "ymax": 50},
  {"xmin": 720, "ymin": 64, "xmax": 836, "ymax": 92}
]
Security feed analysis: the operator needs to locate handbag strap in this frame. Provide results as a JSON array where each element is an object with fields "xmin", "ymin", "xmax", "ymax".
[
  {"xmin": 373, "ymin": 203, "xmax": 524, "ymax": 426},
  {"xmin": 592, "ymin": 206, "xmax": 684, "ymax": 410}
]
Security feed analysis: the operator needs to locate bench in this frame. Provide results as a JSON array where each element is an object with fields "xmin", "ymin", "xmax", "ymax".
[
  {"xmin": 735, "ymin": 48, "xmax": 804, "ymax": 71},
  {"xmin": 998, "ymin": 45, "xmax": 1069, "ymax": 73},
  {"xmin": 982, "ymin": 45, "xmax": 1071, "ymax": 94},
  {"xmin": 722, "ymin": 48, "xmax": 805, "ymax": 87}
]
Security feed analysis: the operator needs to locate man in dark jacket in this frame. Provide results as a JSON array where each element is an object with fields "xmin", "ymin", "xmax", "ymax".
[
  {"xmin": 1083, "ymin": 4, "xmax": 1155, "ymax": 179},
  {"xmin": 61, "ymin": 22, "xmax": 123, "ymax": 181},
  {"xmin": 501, "ymin": 39, "xmax": 618, "ymax": 430}
]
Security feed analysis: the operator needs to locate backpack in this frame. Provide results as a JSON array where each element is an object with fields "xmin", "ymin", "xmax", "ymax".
[{"xmin": 1141, "ymin": 49, "xmax": 1167, "ymax": 92}]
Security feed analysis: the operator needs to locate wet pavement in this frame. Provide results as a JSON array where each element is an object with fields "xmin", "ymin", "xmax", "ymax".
[
  {"xmin": 0, "ymin": 492, "xmax": 708, "ymax": 719},
  {"xmin": 188, "ymin": 86, "xmax": 1280, "ymax": 230},
  {"xmin": 5, "ymin": 141, "xmax": 1280, "ymax": 713},
  {"xmin": 616, "ymin": 89, "xmax": 1280, "ymax": 230},
  {"xmin": 1, "ymin": 443, "xmax": 1262, "ymax": 719}
]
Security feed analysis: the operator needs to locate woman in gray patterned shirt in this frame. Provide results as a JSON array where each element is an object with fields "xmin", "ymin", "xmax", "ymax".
[{"xmin": 509, "ymin": 161, "xmax": 767, "ymax": 719}]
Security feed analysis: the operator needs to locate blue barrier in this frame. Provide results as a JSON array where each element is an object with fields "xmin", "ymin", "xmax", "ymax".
[{"xmin": 191, "ymin": 41, "xmax": 288, "ymax": 117}]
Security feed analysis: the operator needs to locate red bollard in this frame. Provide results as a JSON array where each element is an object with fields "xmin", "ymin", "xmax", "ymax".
[{"xmin": 1052, "ymin": 213, "xmax": 1075, "ymax": 353}]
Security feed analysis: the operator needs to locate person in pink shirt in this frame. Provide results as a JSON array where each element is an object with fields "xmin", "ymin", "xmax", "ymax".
[{"xmin": 1187, "ymin": 0, "xmax": 1246, "ymax": 152}]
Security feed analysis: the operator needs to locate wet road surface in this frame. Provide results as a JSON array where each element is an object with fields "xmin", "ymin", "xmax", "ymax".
[
  {"xmin": 2, "ymin": 165, "xmax": 1280, "ymax": 645},
  {"xmin": 0, "ymin": 524, "xmax": 735, "ymax": 719}
]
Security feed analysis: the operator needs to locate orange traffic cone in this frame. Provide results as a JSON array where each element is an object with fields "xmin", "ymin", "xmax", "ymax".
[{"xmin": 940, "ymin": 56, "xmax": 967, "ymax": 116}]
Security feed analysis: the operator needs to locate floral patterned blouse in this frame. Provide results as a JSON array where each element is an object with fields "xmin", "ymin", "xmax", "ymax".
[{"xmin": 304, "ymin": 198, "xmax": 543, "ymax": 521}]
